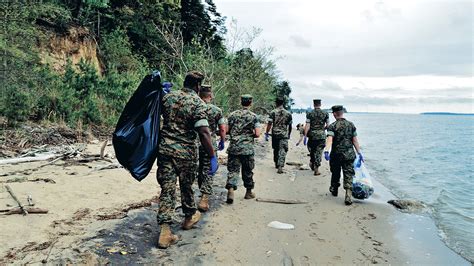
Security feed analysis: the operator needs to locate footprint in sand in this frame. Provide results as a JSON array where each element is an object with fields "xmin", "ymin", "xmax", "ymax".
[
  {"xmin": 300, "ymin": 255, "xmax": 310, "ymax": 265},
  {"xmin": 304, "ymin": 205, "xmax": 313, "ymax": 213},
  {"xmin": 309, "ymin": 223, "xmax": 318, "ymax": 229}
]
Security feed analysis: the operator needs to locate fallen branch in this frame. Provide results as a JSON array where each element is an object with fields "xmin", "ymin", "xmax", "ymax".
[
  {"xmin": 0, "ymin": 154, "xmax": 58, "ymax": 165},
  {"xmin": 100, "ymin": 139, "xmax": 108, "ymax": 159},
  {"xmin": 0, "ymin": 207, "xmax": 48, "ymax": 215},
  {"xmin": 0, "ymin": 177, "xmax": 56, "ymax": 184},
  {"xmin": 256, "ymin": 198, "xmax": 308, "ymax": 204}
]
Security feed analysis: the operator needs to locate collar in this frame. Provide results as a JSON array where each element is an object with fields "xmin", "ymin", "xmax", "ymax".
[
  {"xmin": 336, "ymin": 117, "xmax": 346, "ymax": 121},
  {"xmin": 243, "ymin": 106, "xmax": 251, "ymax": 110},
  {"xmin": 182, "ymin": 87, "xmax": 197, "ymax": 94}
]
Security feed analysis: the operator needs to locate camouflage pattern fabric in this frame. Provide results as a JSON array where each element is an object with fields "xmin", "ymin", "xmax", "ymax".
[
  {"xmin": 226, "ymin": 154, "xmax": 255, "ymax": 190},
  {"xmin": 307, "ymin": 139, "xmax": 325, "ymax": 168},
  {"xmin": 327, "ymin": 118, "xmax": 358, "ymax": 190},
  {"xmin": 327, "ymin": 118, "xmax": 357, "ymax": 161},
  {"xmin": 156, "ymin": 155, "xmax": 198, "ymax": 224},
  {"xmin": 227, "ymin": 108, "xmax": 259, "ymax": 156},
  {"xmin": 272, "ymin": 138, "xmax": 289, "ymax": 168},
  {"xmin": 298, "ymin": 126, "xmax": 304, "ymax": 136},
  {"xmin": 197, "ymin": 103, "xmax": 226, "ymax": 195},
  {"xmin": 268, "ymin": 106, "xmax": 292, "ymax": 139},
  {"xmin": 329, "ymin": 154, "xmax": 355, "ymax": 189},
  {"xmin": 159, "ymin": 88, "xmax": 209, "ymax": 160},
  {"xmin": 306, "ymin": 108, "xmax": 329, "ymax": 140}
]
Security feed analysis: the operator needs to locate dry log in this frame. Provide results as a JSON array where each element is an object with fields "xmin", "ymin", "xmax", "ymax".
[
  {"xmin": 0, "ymin": 154, "xmax": 58, "ymax": 165},
  {"xmin": 256, "ymin": 197, "xmax": 308, "ymax": 204},
  {"xmin": 100, "ymin": 139, "xmax": 108, "ymax": 159},
  {"xmin": 1, "ymin": 207, "xmax": 48, "ymax": 215}
]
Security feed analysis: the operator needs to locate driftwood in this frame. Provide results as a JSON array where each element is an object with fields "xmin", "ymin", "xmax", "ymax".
[
  {"xmin": 0, "ymin": 154, "xmax": 58, "ymax": 165},
  {"xmin": 256, "ymin": 198, "xmax": 308, "ymax": 204},
  {"xmin": 100, "ymin": 139, "xmax": 108, "ymax": 159},
  {"xmin": 40, "ymin": 144, "xmax": 86, "ymax": 168},
  {"xmin": 5, "ymin": 185, "xmax": 28, "ymax": 215},
  {"xmin": 0, "ymin": 207, "xmax": 48, "ymax": 215},
  {"xmin": 286, "ymin": 161, "xmax": 303, "ymax": 167},
  {"xmin": 0, "ymin": 177, "xmax": 56, "ymax": 184}
]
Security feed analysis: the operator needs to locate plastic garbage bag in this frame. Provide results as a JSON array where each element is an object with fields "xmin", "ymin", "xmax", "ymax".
[
  {"xmin": 267, "ymin": 221, "xmax": 295, "ymax": 230},
  {"xmin": 352, "ymin": 155, "xmax": 374, "ymax": 199},
  {"xmin": 112, "ymin": 71, "xmax": 168, "ymax": 181}
]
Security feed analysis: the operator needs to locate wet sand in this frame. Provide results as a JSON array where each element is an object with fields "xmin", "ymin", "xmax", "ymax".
[{"xmin": 0, "ymin": 132, "xmax": 469, "ymax": 264}]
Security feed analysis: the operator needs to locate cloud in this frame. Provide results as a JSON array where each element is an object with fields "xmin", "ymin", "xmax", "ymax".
[{"xmin": 289, "ymin": 35, "xmax": 312, "ymax": 48}]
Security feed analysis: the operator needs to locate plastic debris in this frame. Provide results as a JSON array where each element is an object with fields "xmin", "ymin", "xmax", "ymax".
[{"xmin": 267, "ymin": 221, "xmax": 295, "ymax": 230}]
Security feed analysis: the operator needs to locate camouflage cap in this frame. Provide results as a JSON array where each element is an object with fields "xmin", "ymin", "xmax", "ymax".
[
  {"xmin": 313, "ymin": 99, "xmax": 321, "ymax": 105},
  {"xmin": 241, "ymin": 94, "xmax": 253, "ymax": 100},
  {"xmin": 331, "ymin": 105, "xmax": 344, "ymax": 112}
]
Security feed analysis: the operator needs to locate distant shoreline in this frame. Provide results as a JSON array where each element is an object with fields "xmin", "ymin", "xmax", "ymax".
[
  {"xmin": 420, "ymin": 112, "xmax": 474, "ymax": 116},
  {"xmin": 291, "ymin": 110, "xmax": 474, "ymax": 116}
]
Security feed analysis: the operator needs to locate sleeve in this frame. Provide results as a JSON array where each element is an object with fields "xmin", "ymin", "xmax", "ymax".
[
  {"xmin": 325, "ymin": 113, "xmax": 329, "ymax": 124},
  {"xmin": 327, "ymin": 124, "xmax": 335, "ymax": 137},
  {"xmin": 193, "ymin": 100, "xmax": 210, "ymax": 128},
  {"xmin": 288, "ymin": 112, "xmax": 293, "ymax": 125},
  {"xmin": 268, "ymin": 111, "xmax": 274, "ymax": 123},
  {"xmin": 352, "ymin": 124, "xmax": 358, "ymax": 137},
  {"xmin": 254, "ymin": 114, "xmax": 260, "ymax": 129},
  {"xmin": 217, "ymin": 109, "xmax": 226, "ymax": 125},
  {"xmin": 305, "ymin": 112, "xmax": 311, "ymax": 123}
]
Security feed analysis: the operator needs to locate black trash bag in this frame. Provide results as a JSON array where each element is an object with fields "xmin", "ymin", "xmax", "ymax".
[{"xmin": 112, "ymin": 72, "xmax": 164, "ymax": 181}]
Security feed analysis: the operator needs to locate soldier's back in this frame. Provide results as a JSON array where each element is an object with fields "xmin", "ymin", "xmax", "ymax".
[
  {"xmin": 270, "ymin": 107, "xmax": 292, "ymax": 138},
  {"xmin": 307, "ymin": 108, "xmax": 329, "ymax": 139},
  {"xmin": 227, "ymin": 109, "xmax": 258, "ymax": 155},
  {"xmin": 327, "ymin": 118, "xmax": 357, "ymax": 160}
]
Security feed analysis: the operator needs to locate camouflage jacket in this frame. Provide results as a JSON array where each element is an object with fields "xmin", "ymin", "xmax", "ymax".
[
  {"xmin": 327, "ymin": 118, "xmax": 357, "ymax": 161},
  {"xmin": 306, "ymin": 108, "xmax": 329, "ymax": 140},
  {"xmin": 268, "ymin": 106, "xmax": 292, "ymax": 139},
  {"xmin": 159, "ymin": 88, "xmax": 209, "ymax": 160},
  {"xmin": 199, "ymin": 103, "xmax": 226, "ymax": 153},
  {"xmin": 227, "ymin": 107, "xmax": 260, "ymax": 155}
]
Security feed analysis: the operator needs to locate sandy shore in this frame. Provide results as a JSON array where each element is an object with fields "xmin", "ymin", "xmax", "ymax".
[{"xmin": 0, "ymin": 131, "xmax": 469, "ymax": 264}]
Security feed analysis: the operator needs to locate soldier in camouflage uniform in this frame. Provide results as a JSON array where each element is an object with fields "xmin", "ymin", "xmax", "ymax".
[
  {"xmin": 157, "ymin": 71, "xmax": 218, "ymax": 248},
  {"xmin": 265, "ymin": 97, "xmax": 292, "ymax": 174},
  {"xmin": 304, "ymin": 99, "xmax": 330, "ymax": 176},
  {"xmin": 324, "ymin": 105, "xmax": 363, "ymax": 205},
  {"xmin": 197, "ymin": 85, "xmax": 227, "ymax": 212},
  {"xmin": 225, "ymin": 94, "xmax": 261, "ymax": 204},
  {"xmin": 296, "ymin": 124, "xmax": 305, "ymax": 146}
]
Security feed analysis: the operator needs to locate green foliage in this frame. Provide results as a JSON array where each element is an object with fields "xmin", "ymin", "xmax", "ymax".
[{"xmin": 1, "ymin": 0, "xmax": 292, "ymax": 128}]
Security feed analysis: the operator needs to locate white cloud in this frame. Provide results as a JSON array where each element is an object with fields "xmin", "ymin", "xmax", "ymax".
[{"xmin": 214, "ymin": 0, "xmax": 474, "ymax": 113}]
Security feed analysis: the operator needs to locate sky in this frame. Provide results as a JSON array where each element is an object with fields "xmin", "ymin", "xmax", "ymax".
[{"xmin": 213, "ymin": 0, "xmax": 473, "ymax": 113}]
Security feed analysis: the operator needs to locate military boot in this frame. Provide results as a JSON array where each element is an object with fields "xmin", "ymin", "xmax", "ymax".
[
  {"xmin": 277, "ymin": 166, "xmax": 283, "ymax": 174},
  {"xmin": 244, "ymin": 188, "xmax": 256, "ymax": 199},
  {"xmin": 158, "ymin": 224, "xmax": 179, "ymax": 249},
  {"xmin": 314, "ymin": 167, "xmax": 321, "ymax": 176},
  {"xmin": 344, "ymin": 189, "xmax": 353, "ymax": 205},
  {"xmin": 226, "ymin": 188, "xmax": 234, "ymax": 204},
  {"xmin": 198, "ymin": 194, "xmax": 210, "ymax": 212},
  {"xmin": 329, "ymin": 186, "xmax": 338, "ymax": 197},
  {"xmin": 182, "ymin": 210, "xmax": 201, "ymax": 230},
  {"xmin": 310, "ymin": 162, "xmax": 315, "ymax": 171}
]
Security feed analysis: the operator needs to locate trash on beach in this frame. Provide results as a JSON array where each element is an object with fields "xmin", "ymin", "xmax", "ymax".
[
  {"xmin": 267, "ymin": 221, "xmax": 295, "ymax": 230},
  {"xmin": 352, "ymin": 156, "xmax": 374, "ymax": 199}
]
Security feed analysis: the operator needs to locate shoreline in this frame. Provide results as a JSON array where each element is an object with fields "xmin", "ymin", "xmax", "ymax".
[{"xmin": 0, "ymin": 131, "xmax": 470, "ymax": 264}]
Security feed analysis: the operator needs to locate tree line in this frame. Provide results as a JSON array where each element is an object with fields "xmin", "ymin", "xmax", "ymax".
[{"xmin": 0, "ymin": 0, "xmax": 293, "ymax": 128}]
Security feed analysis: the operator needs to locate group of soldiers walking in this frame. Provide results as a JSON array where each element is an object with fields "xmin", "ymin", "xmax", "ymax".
[{"xmin": 156, "ymin": 71, "xmax": 363, "ymax": 249}]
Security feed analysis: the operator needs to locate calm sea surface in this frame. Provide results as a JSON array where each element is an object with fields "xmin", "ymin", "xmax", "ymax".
[{"xmin": 293, "ymin": 112, "xmax": 474, "ymax": 262}]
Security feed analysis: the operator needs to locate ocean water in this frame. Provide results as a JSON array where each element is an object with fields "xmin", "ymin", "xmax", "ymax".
[{"xmin": 293, "ymin": 112, "xmax": 474, "ymax": 262}]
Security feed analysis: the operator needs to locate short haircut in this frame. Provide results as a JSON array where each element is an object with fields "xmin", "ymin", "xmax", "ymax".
[
  {"xmin": 199, "ymin": 85, "xmax": 212, "ymax": 98},
  {"xmin": 241, "ymin": 98, "xmax": 252, "ymax": 107},
  {"xmin": 276, "ymin": 97, "xmax": 285, "ymax": 106},
  {"xmin": 183, "ymin": 71, "xmax": 205, "ymax": 88},
  {"xmin": 334, "ymin": 110, "xmax": 344, "ymax": 116}
]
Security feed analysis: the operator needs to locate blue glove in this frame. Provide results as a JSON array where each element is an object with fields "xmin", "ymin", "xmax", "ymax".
[
  {"xmin": 303, "ymin": 136, "xmax": 307, "ymax": 146},
  {"xmin": 358, "ymin": 152, "xmax": 364, "ymax": 162},
  {"xmin": 162, "ymin": 82, "xmax": 173, "ymax": 94},
  {"xmin": 265, "ymin": 133, "xmax": 270, "ymax": 141},
  {"xmin": 209, "ymin": 155, "xmax": 219, "ymax": 175},
  {"xmin": 324, "ymin": 151, "xmax": 330, "ymax": 161},
  {"xmin": 218, "ymin": 139, "xmax": 225, "ymax": 151}
]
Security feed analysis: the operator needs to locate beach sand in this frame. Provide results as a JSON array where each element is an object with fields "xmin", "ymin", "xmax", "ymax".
[{"xmin": 0, "ymin": 131, "xmax": 468, "ymax": 264}]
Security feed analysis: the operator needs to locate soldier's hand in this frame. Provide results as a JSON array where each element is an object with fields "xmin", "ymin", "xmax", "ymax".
[
  {"xmin": 162, "ymin": 82, "xmax": 173, "ymax": 94},
  {"xmin": 209, "ymin": 156, "xmax": 219, "ymax": 175},
  {"xmin": 218, "ymin": 139, "xmax": 225, "ymax": 151},
  {"xmin": 303, "ymin": 136, "xmax": 308, "ymax": 146},
  {"xmin": 264, "ymin": 133, "xmax": 270, "ymax": 141},
  {"xmin": 324, "ymin": 151, "xmax": 330, "ymax": 161}
]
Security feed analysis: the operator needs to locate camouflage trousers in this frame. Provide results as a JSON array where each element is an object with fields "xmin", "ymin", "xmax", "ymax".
[
  {"xmin": 226, "ymin": 154, "xmax": 255, "ymax": 190},
  {"xmin": 307, "ymin": 138, "xmax": 325, "ymax": 168},
  {"xmin": 329, "ymin": 153, "xmax": 355, "ymax": 190},
  {"xmin": 156, "ymin": 155, "xmax": 197, "ymax": 224},
  {"xmin": 272, "ymin": 137, "xmax": 289, "ymax": 168},
  {"xmin": 198, "ymin": 148, "xmax": 215, "ymax": 195}
]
